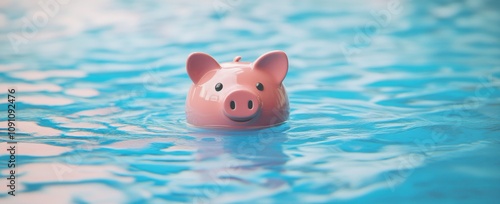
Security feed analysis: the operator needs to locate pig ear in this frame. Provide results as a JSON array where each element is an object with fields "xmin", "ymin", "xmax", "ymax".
[
  {"xmin": 252, "ymin": 50, "xmax": 288, "ymax": 84},
  {"xmin": 186, "ymin": 52, "xmax": 221, "ymax": 84}
]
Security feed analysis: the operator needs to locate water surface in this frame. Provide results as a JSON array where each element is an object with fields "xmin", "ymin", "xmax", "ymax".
[{"xmin": 0, "ymin": 0, "xmax": 499, "ymax": 203}]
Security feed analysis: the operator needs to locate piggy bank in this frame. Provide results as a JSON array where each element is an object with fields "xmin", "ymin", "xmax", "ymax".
[{"xmin": 185, "ymin": 50, "xmax": 289, "ymax": 129}]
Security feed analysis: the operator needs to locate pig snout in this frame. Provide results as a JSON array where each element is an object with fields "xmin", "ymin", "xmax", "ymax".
[{"xmin": 223, "ymin": 90, "xmax": 261, "ymax": 122}]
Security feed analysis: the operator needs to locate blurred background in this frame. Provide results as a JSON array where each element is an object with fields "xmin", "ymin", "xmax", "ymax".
[{"xmin": 0, "ymin": 0, "xmax": 499, "ymax": 203}]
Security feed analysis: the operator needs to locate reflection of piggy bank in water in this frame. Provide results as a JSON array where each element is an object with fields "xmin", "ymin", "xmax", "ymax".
[{"xmin": 185, "ymin": 50, "xmax": 289, "ymax": 129}]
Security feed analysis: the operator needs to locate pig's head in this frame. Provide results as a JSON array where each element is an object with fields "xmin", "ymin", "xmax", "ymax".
[{"xmin": 185, "ymin": 50, "xmax": 289, "ymax": 129}]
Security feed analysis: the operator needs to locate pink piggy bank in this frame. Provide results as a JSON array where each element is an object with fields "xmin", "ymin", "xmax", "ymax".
[{"xmin": 185, "ymin": 50, "xmax": 289, "ymax": 129}]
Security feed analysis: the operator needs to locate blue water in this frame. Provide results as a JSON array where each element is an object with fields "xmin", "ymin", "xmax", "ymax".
[{"xmin": 1, "ymin": 0, "xmax": 500, "ymax": 203}]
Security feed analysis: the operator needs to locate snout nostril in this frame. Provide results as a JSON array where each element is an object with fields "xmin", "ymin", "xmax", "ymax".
[
  {"xmin": 230, "ymin": 101, "xmax": 235, "ymax": 110},
  {"xmin": 248, "ymin": 100, "xmax": 253, "ymax": 109}
]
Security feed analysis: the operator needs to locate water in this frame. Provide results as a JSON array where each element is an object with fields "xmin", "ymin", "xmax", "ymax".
[{"xmin": 1, "ymin": 0, "xmax": 499, "ymax": 203}]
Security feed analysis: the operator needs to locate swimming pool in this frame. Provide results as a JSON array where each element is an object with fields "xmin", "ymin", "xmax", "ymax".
[{"xmin": 1, "ymin": 0, "xmax": 499, "ymax": 203}]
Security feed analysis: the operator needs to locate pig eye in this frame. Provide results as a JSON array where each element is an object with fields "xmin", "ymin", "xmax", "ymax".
[
  {"xmin": 215, "ymin": 83, "xmax": 223, "ymax": 91},
  {"xmin": 256, "ymin": 82, "xmax": 264, "ymax": 91}
]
